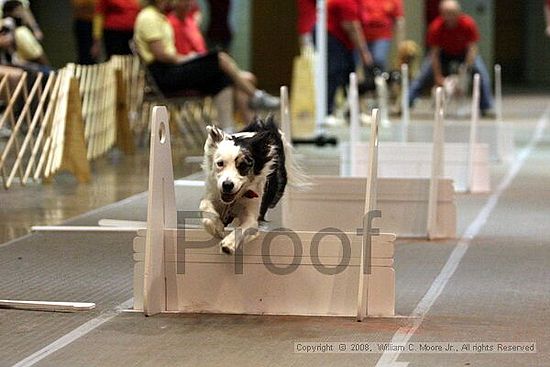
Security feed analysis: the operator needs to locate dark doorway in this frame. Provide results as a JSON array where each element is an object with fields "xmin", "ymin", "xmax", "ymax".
[{"xmin": 494, "ymin": 0, "xmax": 527, "ymax": 84}]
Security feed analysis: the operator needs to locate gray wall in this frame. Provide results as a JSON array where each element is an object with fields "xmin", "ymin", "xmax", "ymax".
[
  {"xmin": 30, "ymin": 1, "xmax": 76, "ymax": 68},
  {"xmin": 526, "ymin": 0, "xmax": 550, "ymax": 86}
]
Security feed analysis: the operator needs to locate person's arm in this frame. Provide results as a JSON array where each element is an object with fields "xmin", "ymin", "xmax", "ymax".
[
  {"xmin": 341, "ymin": 20, "xmax": 373, "ymax": 66},
  {"xmin": 394, "ymin": 16, "xmax": 405, "ymax": 45},
  {"xmin": 91, "ymin": 0, "xmax": 106, "ymax": 58},
  {"xmin": 465, "ymin": 43, "xmax": 478, "ymax": 67},
  {"xmin": 21, "ymin": 7, "xmax": 42, "ymax": 40},
  {"xmin": 147, "ymin": 39, "xmax": 196, "ymax": 64},
  {"xmin": 0, "ymin": 33, "xmax": 14, "ymax": 49},
  {"xmin": 394, "ymin": 1, "xmax": 405, "ymax": 45},
  {"xmin": 431, "ymin": 47, "xmax": 444, "ymax": 86}
]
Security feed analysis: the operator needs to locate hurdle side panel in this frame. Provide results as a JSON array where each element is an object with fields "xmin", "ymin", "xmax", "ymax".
[
  {"xmin": 340, "ymin": 142, "xmax": 491, "ymax": 193},
  {"xmin": 283, "ymin": 176, "xmax": 456, "ymax": 239},
  {"xmin": 134, "ymin": 228, "xmax": 395, "ymax": 317},
  {"xmin": 143, "ymin": 106, "xmax": 177, "ymax": 316}
]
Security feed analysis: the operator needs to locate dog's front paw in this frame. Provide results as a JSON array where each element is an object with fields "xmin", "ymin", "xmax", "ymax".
[
  {"xmin": 220, "ymin": 235, "xmax": 238, "ymax": 255},
  {"xmin": 202, "ymin": 217, "xmax": 225, "ymax": 238}
]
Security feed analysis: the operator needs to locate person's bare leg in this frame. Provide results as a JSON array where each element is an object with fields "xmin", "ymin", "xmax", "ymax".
[
  {"xmin": 218, "ymin": 52, "xmax": 256, "ymax": 96},
  {"xmin": 213, "ymin": 87, "xmax": 235, "ymax": 132},
  {"xmin": 235, "ymin": 71, "xmax": 256, "ymax": 122}
]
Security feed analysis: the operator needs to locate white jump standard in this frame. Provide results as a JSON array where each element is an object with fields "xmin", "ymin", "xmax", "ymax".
[{"xmin": 134, "ymin": 106, "xmax": 396, "ymax": 319}]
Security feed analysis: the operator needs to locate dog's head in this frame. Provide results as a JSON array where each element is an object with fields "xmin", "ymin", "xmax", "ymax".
[
  {"xmin": 397, "ymin": 40, "xmax": 420, "ymax": 68},
  {"xmin": 204, "ymin": 125, "xmax": 275, "ymax": 204}
]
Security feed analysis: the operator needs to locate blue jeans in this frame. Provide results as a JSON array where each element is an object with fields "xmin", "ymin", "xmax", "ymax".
[
  {"xmin": 367, "ymin": 39, "xmax": 392, "ymax": 71},
  {"xmin": 327, "ymin": 34, "xmax": 356, "ymax": 114},
  {"xmin": 408, "ymin": 53, "xmax": 494, "ymax": 110}
]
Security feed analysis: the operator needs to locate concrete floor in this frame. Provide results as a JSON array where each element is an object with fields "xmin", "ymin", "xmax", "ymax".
[{"xmin": 1, "ymin": 95, "xmax": 549, "ymax": 366}]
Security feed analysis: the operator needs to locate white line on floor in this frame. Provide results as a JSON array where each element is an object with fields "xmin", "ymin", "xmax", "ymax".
[
  {"xmin": 375, "ymin": 107, "xmax": 550, "ymax": 367},
  {"xmin": 11, "ymin": 298, "xmax": 133, "ymax": 367}
]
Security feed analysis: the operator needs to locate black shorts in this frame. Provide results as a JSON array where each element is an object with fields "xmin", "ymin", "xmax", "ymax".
[{"xmin": 148, "ymin": 51, "xmax": 232, "ymax": 96}]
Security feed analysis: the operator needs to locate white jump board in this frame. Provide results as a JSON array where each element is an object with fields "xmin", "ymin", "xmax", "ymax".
[
  {"xmin": 391, "ymin": 122, "xmax": 515, "ymax": 162},
  {"xmin": 340, "ymin": 142, "xmax": 491, "ymax": 193},
  {"xmin": 134, "ymin": 228, "xmax": 395, "ymax": 317},
  {"xmin": 283, "ymin": 176, "xmax": 456, "ymax": 239}
]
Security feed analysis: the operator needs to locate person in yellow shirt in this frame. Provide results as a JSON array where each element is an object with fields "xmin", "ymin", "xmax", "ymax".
[
  {"xmin": 2, "ymin": 1, "xmax": 50, "ymax": 72},
  {"xmin": 135, "ymin": 0, "xmax": 279, "ymax": 130}
]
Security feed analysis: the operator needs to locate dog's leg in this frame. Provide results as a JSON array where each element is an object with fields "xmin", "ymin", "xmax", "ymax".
[
  {"xmin": 220, "ymin": 203, "xmax": 260, "ymax": 255},
  {"xmin": 199, "ymin": 199, "xmax": 225, "ymax": 238}
]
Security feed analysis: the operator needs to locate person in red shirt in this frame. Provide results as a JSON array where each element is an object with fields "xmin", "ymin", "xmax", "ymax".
[
  {"xmin": 326, "ymin": 0, "xmax": 372, "ymax": 114},
  {"xmin": 360, "ymin": 0, "xmax": 404, "ymax": 70},
  {"xmin": 168, "ymin": 3, "xmax": 206, "ymax": 56},
  {"xmin": 166, "ymin": 0, "xmax": 278, "ymax": 124},
  {"xmin": 92, "ymin": 0, "xmax": 141, "ymax": 58},
  {"xmin": 296, "ymin": 0, "xmax": 316, "ymax": 46},
  {"xmin": 408, "ymin": 0, "xmax": 494, "ymax": 114}
]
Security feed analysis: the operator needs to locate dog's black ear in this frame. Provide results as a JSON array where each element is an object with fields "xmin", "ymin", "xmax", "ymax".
[{"xmin": 206, "ymin": 125, "xmax": 225, "ymax": 145}]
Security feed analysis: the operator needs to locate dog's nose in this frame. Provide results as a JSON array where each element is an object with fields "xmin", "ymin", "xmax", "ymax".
[{"xmin": 222, "ymin": 180, "xmax": 234, "ymax": 193}]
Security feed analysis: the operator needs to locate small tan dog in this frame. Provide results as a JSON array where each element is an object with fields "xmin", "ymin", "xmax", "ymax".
[{"xmin": 389, "ymin": 40, "xmax": 420, "ymax": 115}]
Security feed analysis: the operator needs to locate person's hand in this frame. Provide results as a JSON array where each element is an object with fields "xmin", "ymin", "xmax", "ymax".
[
  {"xmin": 0, "ymin": 33, "xmax": 14, "ymax": 49},
  {"xmin": 360, "ymin": 48, "xmax": 373, "ymax": 67},
  {"xmin": 33, "ymin": 29, "xmax": 43, "ymax": 41},
  {"xmin": 90, "ymin": 39, "xmax": 101, "ymax": 59},
  {"xmin": 177, "ymin": 52, "xmax": 198, "ymax": 63},
  {"xmin": 546, "ymin": 25, "xmax": 550, "ymax": 37},
  {"xmin": 435, "ymin": 74, "xmax": 445, "ymax": 87}
]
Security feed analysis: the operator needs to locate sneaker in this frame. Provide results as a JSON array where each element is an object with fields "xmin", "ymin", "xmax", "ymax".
[
  {"xmin": 323, "ymin": 114, "xmax": 345, "ymax": 126},
  {"xmin": 249, "ymin": 90, "xmax": 280, "ymax": 110}
]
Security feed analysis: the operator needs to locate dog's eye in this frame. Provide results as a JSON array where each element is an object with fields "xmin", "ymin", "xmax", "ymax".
[{"xmin": 216, "ymin": 161, "xmax": 224, "ymax": 168}]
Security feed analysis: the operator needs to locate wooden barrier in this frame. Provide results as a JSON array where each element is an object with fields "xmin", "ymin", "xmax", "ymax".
[
  {"xmin": 339, "ymin": 73, "xmax": 490, "ymax": 193},
  {"xmin": 0, "ymin": 58, "xmax": 142, "ymax": 189},
  {"xmin": 394, "ymin": 65, "xmax": 514, "ymax": 162},
  {"xmin": 292, "ymin": 77, "xmax": 457, "ymax": 239},
  {"xmin": 133, "ymin": 104, "xmax": 396, "ymax": 318}
]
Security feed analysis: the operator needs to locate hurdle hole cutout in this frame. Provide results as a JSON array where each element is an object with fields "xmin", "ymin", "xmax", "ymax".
[{"xmin": 159, "ymin": 122, "xmax": 166, "ymax": 144}]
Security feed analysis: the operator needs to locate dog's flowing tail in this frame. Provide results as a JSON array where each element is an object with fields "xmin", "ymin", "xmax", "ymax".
[{"xmin": 280, "ymin": 132, "xmax": 310, "ymax": 190}]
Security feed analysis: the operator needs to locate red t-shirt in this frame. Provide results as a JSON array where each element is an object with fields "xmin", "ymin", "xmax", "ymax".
[
  {"xmin": 361, "ymin": 0, "xmax": 403, "ymax": 41},
  {"xmin": 95, "ymin": 0, "xmax": 140, "ymax": 32},
  {"xmin": 296, "ymin": 0, "xmax": 317, "ymax": 35},
  {"xmin": 427, "ymin": 14, "xmax": 479, "ymax": 56},
  {"xmin": 168, "ymin": 12, "xmax": 207, "ymax": 56},
  {"xmin": 327, "ymin": 0, "xmax": 361, "ymax": 50}
]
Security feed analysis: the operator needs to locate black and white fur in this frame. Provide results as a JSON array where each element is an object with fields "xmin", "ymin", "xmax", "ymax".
[{"xmin": 200, "ymin": 116, "xmax": 305, "ymax": 254}]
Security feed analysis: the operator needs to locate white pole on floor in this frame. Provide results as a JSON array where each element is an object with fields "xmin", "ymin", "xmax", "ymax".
[
  {"xmin": 280, "ymin": 86, "xmax": 291, "ymax": 142},
  {"xmin": 427, "ymin": 87, "xmax": 445, "ymax": 240},
  {"xmin": 467, "ymin": 74, "xmax": 481, "ymax": 192},
  {"xmin": 315, "ymin": 0, "xmax": 327, "ymax": 135},
  {"xmin": 349, "ymin": 73, "xmax": 360, "ymax": 177},
  {"xmin": 401, "ymin": 63, "xmax": 410, "ymax": 142},
  {"xmin": 31, "ymin": 225, "xmax": 143, "ymax": 232},
  {"xmin": 495, "ymin": 64, "xmax": 504, "ymax": 161},
  {"xmin": 0, "ymin": 300, "xmax": 95, "ymax": 312}
]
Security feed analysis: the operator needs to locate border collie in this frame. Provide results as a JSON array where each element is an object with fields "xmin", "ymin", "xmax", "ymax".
[{"xmin": 200, "ymin": 116, "xmax": 305, "ymax": 255}]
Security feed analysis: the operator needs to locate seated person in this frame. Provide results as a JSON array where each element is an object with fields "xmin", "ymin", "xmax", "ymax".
[
  {"xmin": 168, "ymin": 0, "xmax": 260, "ymax": 123},
  {"xmin": 0, "ymin": 0, "xmax": 42, "ymax": 40},
  {"xmin": 2, "ymin": 1, "xmax": 51, "ymax": 73},
  {"xmin": 408, "ymin": 0, "xmax": 494, "ymax": 115},
  {"xmin": 134, "ymin": 0, "xmax": 279, "ymax": 130}
]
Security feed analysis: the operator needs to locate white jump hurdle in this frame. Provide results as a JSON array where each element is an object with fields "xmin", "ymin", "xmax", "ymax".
[
  {"xmin": 397, "ymin": 64, "xmax": 514, "ymax": 162},
  {"xmin": 133, "ymin": 105, "xmax": 396, "ymax": 319},
  {"xmin": 291, "ymin": 77, "xmax": 456, "ymax": 239},
  {"xmin": 343, "ymin": 73, "xmax": 490, "ymax": 193}
]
